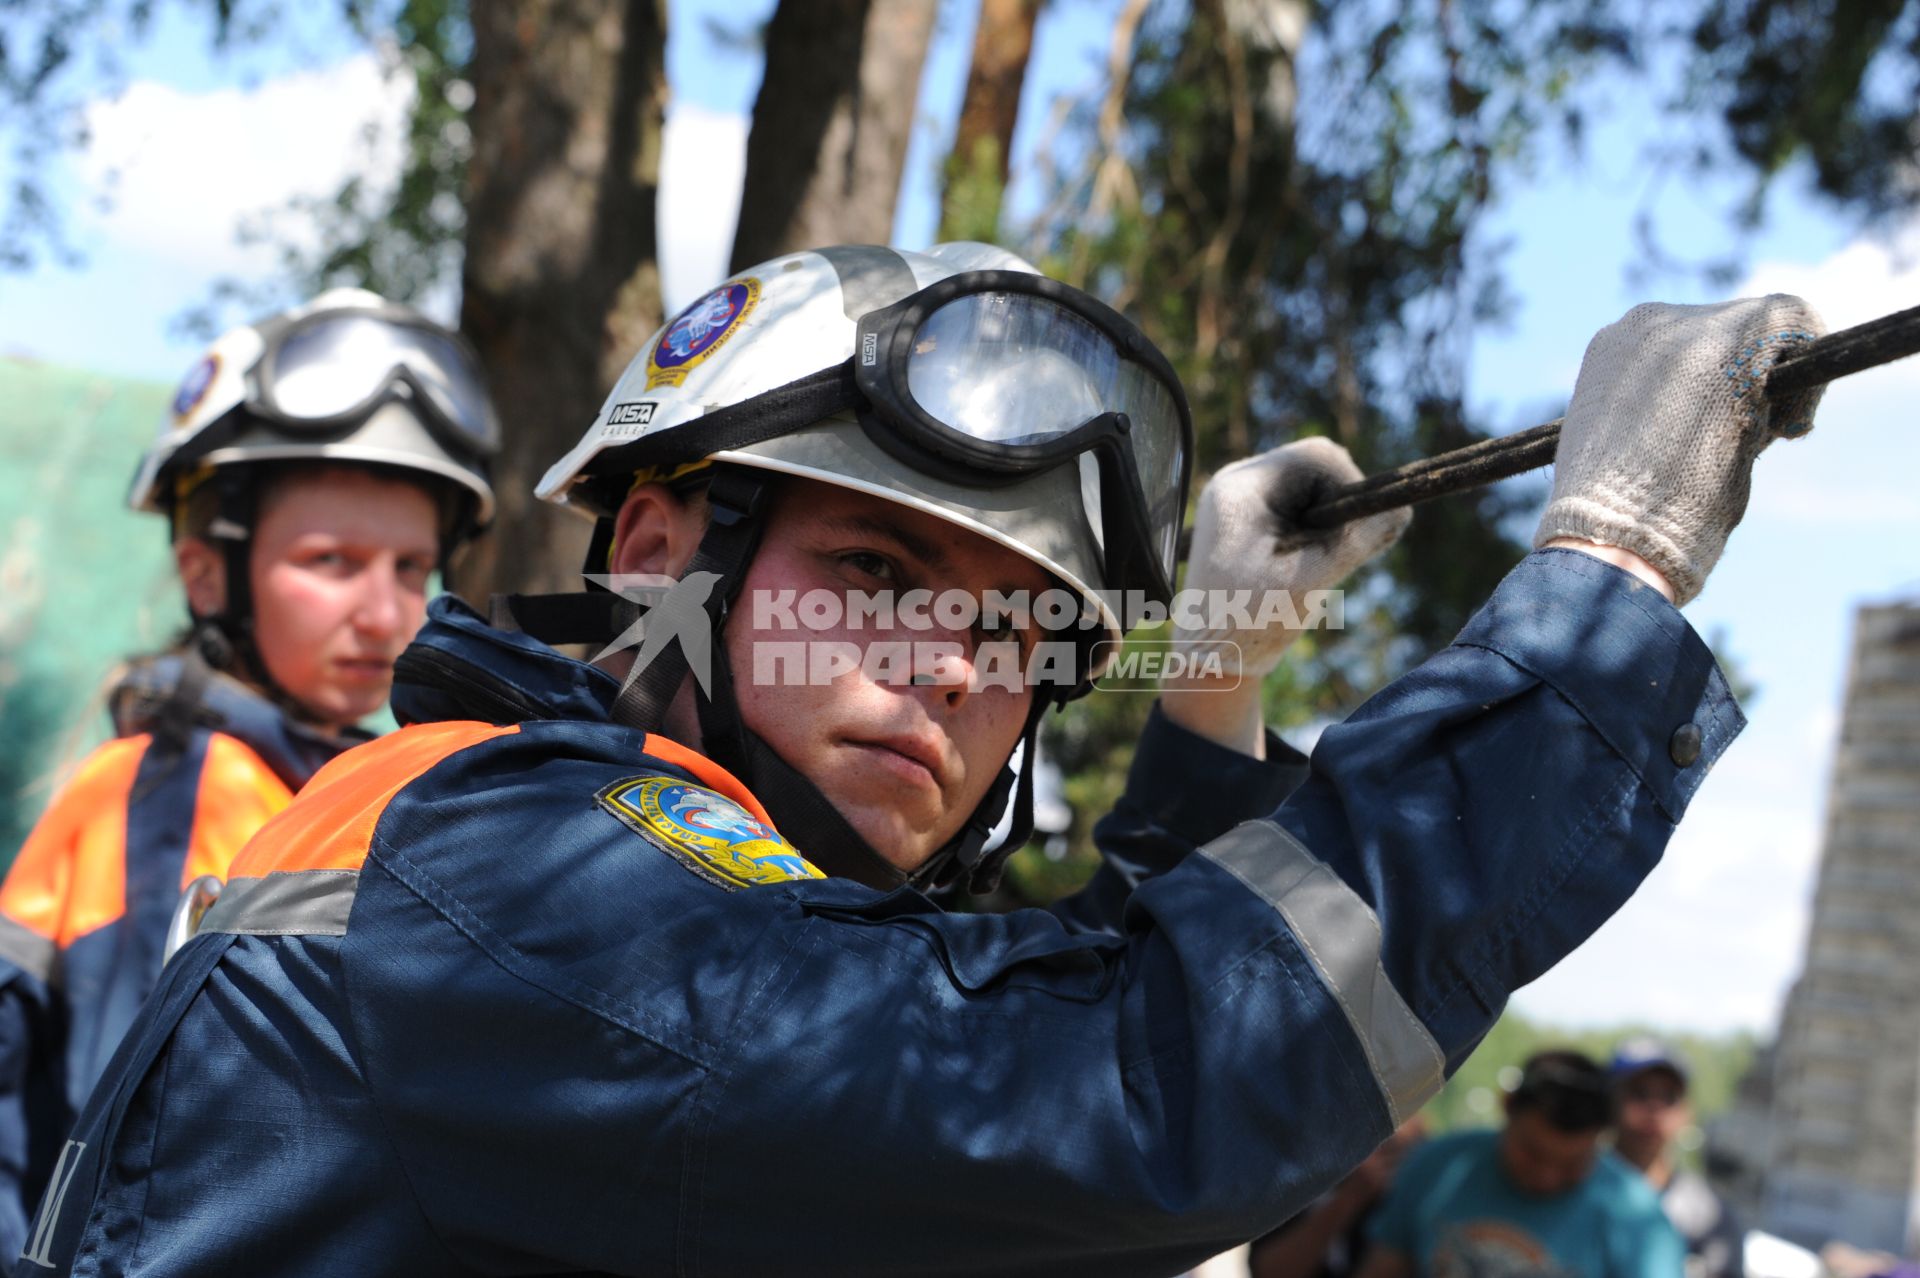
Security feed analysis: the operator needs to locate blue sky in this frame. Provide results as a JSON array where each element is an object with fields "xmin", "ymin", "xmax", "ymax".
[{"xmin": 0, "ymin": 0, "xmax": 1915, "ymax": 1034}]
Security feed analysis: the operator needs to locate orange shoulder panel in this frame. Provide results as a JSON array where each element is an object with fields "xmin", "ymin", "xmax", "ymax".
[
  {"xmin": 229, "ymin": 721, "xmax": 520, "ymax": 878},
  {"xmin": 640, "ymin": 733, "xmax": 775, "ymax": 827},
  {"xmin": 0, "ymin": 736, "xmax": 150, "ymax": 944},
  {"xmin": 178, "ymin": 733, "xmax": 296, "ymax": 888}
]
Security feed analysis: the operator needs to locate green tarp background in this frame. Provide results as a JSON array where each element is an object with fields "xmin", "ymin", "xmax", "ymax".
[{"xmin": 1, "ymin": 358, "xmax": 182, "ymax": 865}]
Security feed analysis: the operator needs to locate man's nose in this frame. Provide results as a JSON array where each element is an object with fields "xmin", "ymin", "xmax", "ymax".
[{"xmin": 907, "ymin": 640, "xmax": 974, "ymax": 712}]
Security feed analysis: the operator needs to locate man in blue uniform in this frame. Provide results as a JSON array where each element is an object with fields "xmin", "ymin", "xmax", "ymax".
[{"xmin": 18, "ymin": 246, "xmax": 1822, "ymax": 1277}]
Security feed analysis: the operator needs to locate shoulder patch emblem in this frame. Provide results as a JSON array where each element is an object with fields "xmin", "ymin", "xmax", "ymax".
[{"xmin": 597, "ymin": 776, "xmax": 824, "ymax": 890}]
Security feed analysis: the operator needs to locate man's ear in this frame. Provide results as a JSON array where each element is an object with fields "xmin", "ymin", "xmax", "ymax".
[
  {"xmin": 175, "ymin": 538, "xmax": 227, "ymax": 617},
  {"xmin": 609, "ymin": 483, "xmax": 707, "ymax": 580}
]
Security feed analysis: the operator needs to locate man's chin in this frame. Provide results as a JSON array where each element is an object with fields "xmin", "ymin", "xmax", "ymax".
[{"xmin": 834, "ymin": 799, "xmax": 940, "ymax": 876}]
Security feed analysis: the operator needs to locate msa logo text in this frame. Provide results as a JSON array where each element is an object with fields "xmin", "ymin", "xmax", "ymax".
[
  {"xmin": 605, "ymin": 401, "xmax": 657, "ymax": 436},
  {"xmin": 861, "ymin": 332, "xmax": 879, "ymax": 366}
]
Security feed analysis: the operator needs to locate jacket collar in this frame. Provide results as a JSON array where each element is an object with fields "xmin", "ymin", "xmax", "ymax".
[
  {"xmin": 390, "ymin": 594, "xmax": 624, "ymax": 728},
  {"xmin": 111, "ymin": 654, "xmax": 370, "ymax": 791}
]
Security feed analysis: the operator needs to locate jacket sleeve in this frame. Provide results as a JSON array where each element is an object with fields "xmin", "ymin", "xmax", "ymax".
[
  {"xmin": 0, "ymin": 735, "xmax": 168, "ymax": 1260},
  {"xmin": 351, "ymin": 549, "xmax": 1737, "ymax": 1278},
  {"xmin": 0, "ymin": 760, "xmax": 99, "ymax": 1264},
  {"xmin": 1046, "ymin": 703, "xmax": 1309, "ymax": 935},
  {"xmin": 677, "ymin": 550, "xmax": 1741, "ymax": 1276},
  {"xmin": 0, "ymin": 964, "xmax": 47, "ymax": 1262}
]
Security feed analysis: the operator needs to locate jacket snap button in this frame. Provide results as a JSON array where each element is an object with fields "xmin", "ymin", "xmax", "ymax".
[{"xmin": 1668, "ymin": 723, "xmax": 1703, "ymax": 768}]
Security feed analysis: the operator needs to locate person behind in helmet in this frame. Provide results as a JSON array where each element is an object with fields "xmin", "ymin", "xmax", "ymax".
[
  {"xmin": 0, "ymin": 288, "xmax": 497, "ymax": 1257},
  {"xmin": 18, "ymin": 251, "xmax": 1823, "ymax": 1278}
]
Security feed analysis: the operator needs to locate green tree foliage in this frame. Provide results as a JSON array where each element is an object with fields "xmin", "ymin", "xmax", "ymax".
[
  {"xmin": 0, "ymin": 0, "xmax": 473, "ymax": 319},
  {"xmin": 938, "ymin": 0, "xmax": 1045, "ymax": 244},
  {"xmin": 176, "ymin": 0, "xmax": 474, "ymax": 333},
  {"xmin": 1002, "ymin": 0, "xmax": 1632, "ymax": 898},
  {"xmin": 1687, "ymin": 0, "xmax": 1920, "ymax": 228}
]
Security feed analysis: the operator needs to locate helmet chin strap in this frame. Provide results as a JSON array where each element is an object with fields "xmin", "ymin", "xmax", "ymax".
[{"xmin": 566, "ymin": 463, "xmax": 1042, "ymax": 894}]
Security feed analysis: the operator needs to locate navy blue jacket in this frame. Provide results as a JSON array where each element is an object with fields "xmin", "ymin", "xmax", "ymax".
[{"xmin": 19, "ymin": 551, "xmax": 1739, "ymax": 1276}]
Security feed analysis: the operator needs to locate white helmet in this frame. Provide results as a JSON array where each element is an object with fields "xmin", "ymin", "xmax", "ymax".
[
  {"xmin": 131, "ymin": 289, "xmax": 501, "ymax": 712},
  {"xmin": 132, "ymin": 288, "xmax": 497, "ymax": 530},
  {"xmin": 539, "ymin": 243, "xmax": 1193, "ymax": 646},
  {"xmin": 526, "ymin": 243, "xmax": 1194, "ymax": 895}
]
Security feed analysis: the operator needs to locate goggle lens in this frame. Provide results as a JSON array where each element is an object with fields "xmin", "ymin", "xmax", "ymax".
[
  {"xmin": 268, "ymin": 314, "xmax": 496, "ymax": 449},
  {"xmin": 904, "ymin": 290, "xmax": 1187, "ymax": 579}
]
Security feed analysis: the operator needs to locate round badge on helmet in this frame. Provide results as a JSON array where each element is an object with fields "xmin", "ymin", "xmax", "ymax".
[
  {"xmin": 645, "ymin": 278, "xmax": 761, "ymax": 389},
  {"xmin": 171, "ymin": 354, "xmax": 221, "ymax": 422}
]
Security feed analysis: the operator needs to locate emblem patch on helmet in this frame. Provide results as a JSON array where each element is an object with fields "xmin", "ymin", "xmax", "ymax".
[
  {"xmin": 646, "ymin": 278, "xmax": 761, "ymax": 389},
  {"xmin": 172, "ymin": 354, "xmax": 220, "ymax": 421},
  {"xmin": 597, "ymin": 775, "xmax": 824, "ymax": 889}
]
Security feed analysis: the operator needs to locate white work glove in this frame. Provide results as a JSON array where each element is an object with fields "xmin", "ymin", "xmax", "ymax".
[
  {"xmin": 1535, "ymin": 295, "xmax": 1827, "ymax": 605},
  {"xmin": 1173, "ymin": 436, "xmax": 1411, "ymax": 678}
]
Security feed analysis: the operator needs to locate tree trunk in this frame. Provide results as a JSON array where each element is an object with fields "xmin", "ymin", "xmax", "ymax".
[
  {"xmin": 729, "ymin": 0, "xmax": 937, "ymax": 271},
  {"xmin": 939, "ymin": 0, "xmax": 1043, "ymax": 242},
  {"xmin": 458, "ymin": 0, "xmax": 668, "ymax": 599},
  {"xmin": 1187, "ymin": 0, "xmax": 1307, "ymax": 462}
]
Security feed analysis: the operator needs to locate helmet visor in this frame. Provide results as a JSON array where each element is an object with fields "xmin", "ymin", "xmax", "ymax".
[
  {"xmin": 897, "ymin": 289, "xmax": 1188, "ymax": 587},
  {"xmin": 263, "ymin": 313, "xmax": 500, "ymax": 454}
]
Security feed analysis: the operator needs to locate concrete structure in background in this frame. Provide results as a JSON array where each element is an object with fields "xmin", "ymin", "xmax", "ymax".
[
  {"xmin": 1762, "ymin": 602, "xmax": 1920, "ymax": 1254},
  {"xmin": 1706, "ymin": 1042, "xmax": 1776, "ymax": 1228}
]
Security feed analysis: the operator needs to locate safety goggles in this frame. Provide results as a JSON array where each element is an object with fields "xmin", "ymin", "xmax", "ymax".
[
  {"xmin": 244, "ymin": 307, "xmax": 500, "ymax": 457},
  {"xmin": 852, "ymin": 271, "xmax": 1193, "ymax": 603}
]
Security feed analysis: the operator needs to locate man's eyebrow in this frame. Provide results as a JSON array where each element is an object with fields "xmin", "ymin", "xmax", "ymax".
[{"xmin": 823, "ymin": 513, "xmax": 953, "ymax": 575}]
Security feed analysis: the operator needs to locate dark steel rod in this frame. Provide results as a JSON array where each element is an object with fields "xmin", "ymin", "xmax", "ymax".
[{"xmin": 1295, "ymin": 301, "xmax": 1920, "ymax": 529}]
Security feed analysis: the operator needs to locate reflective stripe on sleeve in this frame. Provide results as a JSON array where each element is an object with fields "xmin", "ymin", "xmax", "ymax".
[
  {"xmin": 197, "ymin": 871, "xmax": 359, "ymax": 938},
  {"xmin": 0, "ymin": 913, "xmax": 56, "ymax": 983},
  {"xmin": 1201, "ymin": 820, "xmax": 1445, "ymax": 1125}
]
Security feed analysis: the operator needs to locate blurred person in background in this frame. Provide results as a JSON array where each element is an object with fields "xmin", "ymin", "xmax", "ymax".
[
  {"xmin": 1612, "ymin": 1037, "xmax": 1744, "ymax": 1278},
  {"xmin": 1249, "ymin": 1117, "xmax": 1428, "ymax": 1278},
  {"xmin": 0, "ymin": 289, "xmax": 496, "ymax": 1257},
  {"xmin": 1357, "ymin": 1050, "xmax": 1685, "ymax": 1278}
]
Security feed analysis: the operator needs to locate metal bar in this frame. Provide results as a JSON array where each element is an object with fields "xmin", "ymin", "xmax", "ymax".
[{"xmin": 1295, "ymin": 301, "xmax": 1920, "ymax": 529}]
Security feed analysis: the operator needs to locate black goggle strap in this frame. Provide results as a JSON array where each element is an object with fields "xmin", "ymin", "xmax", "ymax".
[
  {"xmin": 588, "ymin": 362, "xmax": 860, "ymax": 481},
  {"xmin": 1089, "ymin": 426, "xmax": 1177, "ymax": 604},
  {"xmin": 364, "ymin": 362, "xmax": 498, "ymax": 459}
]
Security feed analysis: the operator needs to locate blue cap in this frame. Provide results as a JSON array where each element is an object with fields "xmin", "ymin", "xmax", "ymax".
[{"xmin": 1610, "ymin": 1036, "xmax": 1689, "ymax": 1088}]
